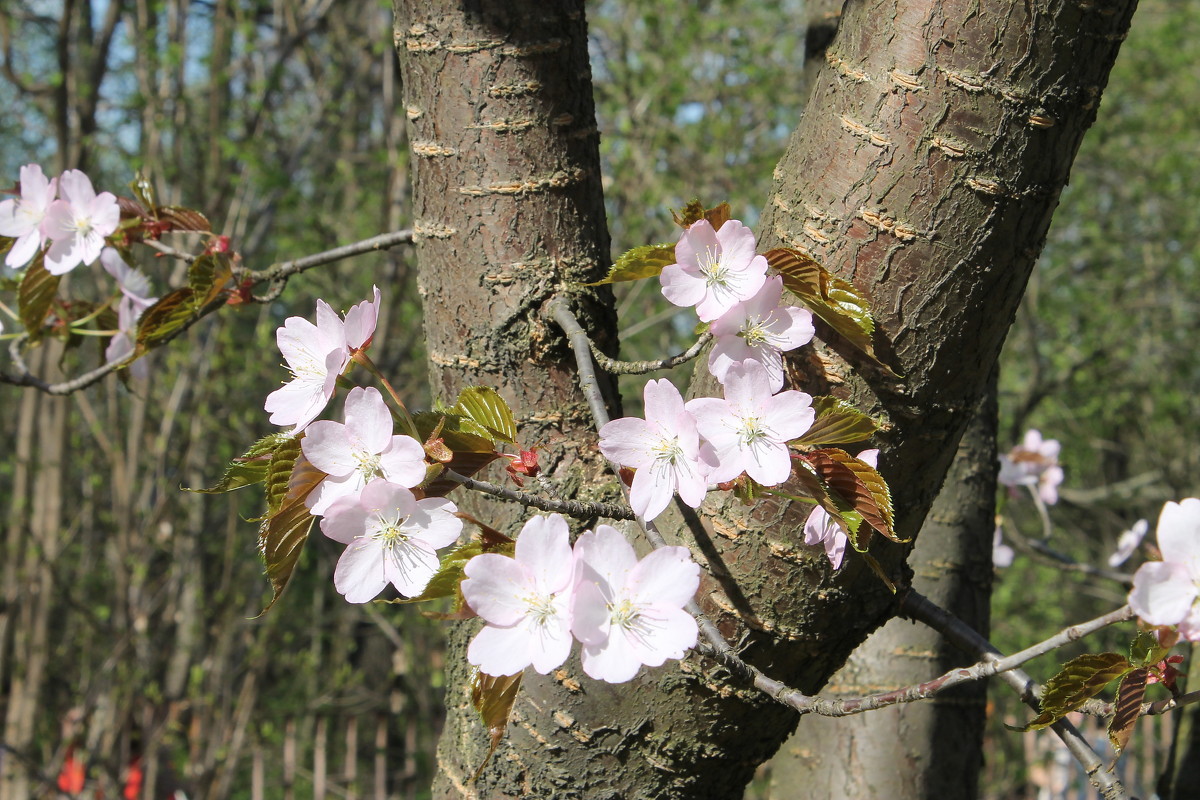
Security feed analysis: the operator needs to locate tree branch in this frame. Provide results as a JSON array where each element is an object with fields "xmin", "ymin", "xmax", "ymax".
[
  {"xmin": 588, "ymin": 332, "xmax": 713, "ymax": 375},
  {"xmin": 442, "ymin": 468, "xmax": 634, "ymax": 521}
]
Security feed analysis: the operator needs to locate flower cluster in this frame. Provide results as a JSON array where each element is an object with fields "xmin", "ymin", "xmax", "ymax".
[
  {"xmin": 0, "ymin": 164, "xmax": 119, "ymax": 274},
  {"xmin": 998, "ymin": 429, "xmax": 1064, "ymax": 505},
  {"xmin": 461, "ymin": 514, "xmax": 699, "ymax": 683},
  {"xmin": 600, "ymin": 215, "xmax": 819, "ymax": 523},
  {"xmin": 1128, "ymin": 499, "xmax": 1200, "ymax": 640},
  {"xmin": 265, "ymin": 290, "xmax": 461, "ymax": 605}
]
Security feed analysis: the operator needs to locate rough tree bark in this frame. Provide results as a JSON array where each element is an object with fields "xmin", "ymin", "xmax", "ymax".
[{"xmin": 393, "ymin": 0, "xmax": 1138, "ymax": 797}]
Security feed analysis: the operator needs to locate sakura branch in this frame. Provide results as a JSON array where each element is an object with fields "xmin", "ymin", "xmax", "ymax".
[
  {"xmin": 585, "ymin": 331, "xmax": 712, "ymax": 375},
  {"xmin": 441, "ymin": 468, "xmax": 635, "ymax": 521}
]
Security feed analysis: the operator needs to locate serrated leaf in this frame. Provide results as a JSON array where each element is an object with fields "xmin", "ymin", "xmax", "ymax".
[
  {"xmin": 188, "ymin": 432, "xmax": 295, "ymax": 494},
  {"xmin": 1129, "ymin": 630, "xmax": 1170, "ymax": 668},
  {"xmin": 130, "ymin": 171, "xmax": 157, "ymax": 210},
  {"xmin": 790, "ymin": 461, "xmax": 869, "ymax": 551},
  {"xmin": 583, "ymin": 244, "xmax": 676, "ymax": 286},
  {"xmin": 255, "ymin": 456, "xmax": 324, "ymax": 616},
  {"xmin": 793, "ymin": 397, "xmax": 879, "ymax": 447},
  {"xmin": 802, "ymin": 448, "xmax": 899, "ymax": 542},
  {"xmin": 263, "ymin": 436, "xmax": 305, "ymax": 519},
  {"xmin": 765, "ymin": 247, "xmax": 897, "ymax": 375},
  {"xmin": 136, "ymin": 287, "xmax": 197, "ymax": 346},
  {"xmin": 470, "ymin": 671, "xmax": 523, "ymax": 780},
  {"xmin": 671, "ymin": 200, "xmax": 731, "ymax": 231},
  {"xmin": 1015, "ymin": 653, "xmax": 1133, "ymax": 732},
  {"xmin": 18, "ymin": 255, "xmax": 58, "ymax": 340},
  {"xmin": 1108, "ymin": 668, "xmax": 1147, "ymax": 762},
  {"xmin": 157, "ymin": 205, "xmax": 212, "ymax": 233},
  {"xmin": 449, "ymin": 386, "xmax": 518, "ymax": 445},
  {"xmin": 188, "ymin": 252, "xmax": 234, "ymax": 307},
  {"xmin": 413, "ymin": 411, "xmax": 501, "ymax": 497}
]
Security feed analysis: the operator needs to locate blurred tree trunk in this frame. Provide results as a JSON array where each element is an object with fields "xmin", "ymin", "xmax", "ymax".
[
  {"xmin": 395, "ymin": 0, "xmax": 1137, "ymax": 797},
  {"xmin": 769, "ymin": 374, "xmax": 998, "ymax": 799}
]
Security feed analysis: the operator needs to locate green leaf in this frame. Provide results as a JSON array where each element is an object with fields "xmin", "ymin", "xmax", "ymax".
[
  {"xmin": 470, "ymin": 670, "xmax": 523, "ymax": 780},
  {"xmin": 793, "ymin": 397, "xmax": 879, "ymax": 447},
  {"xmin": 765, "ymin": 247, "xmax": 897, "ymax": 375},
  {"xmin": 130, "ymin": 171, "xmax": 157, "ymax": 210},
  {"xmin": 671, "ymin": 200, "xmax": 731, "ymax": 231},
  {"xmin": 136, "ymin": 287, "xmax": 197, "ymax": 346},
  {"xmin": 584, "ymin": 244, "xmax": 676, "ymax": 286},
  {"xmin": 263, "ymin": 435, "xmax": 305, "ymax": 519},
  {"xmin": 255, "ymin": 455, "xmax": 324, "ymax": 616},
  {"xmin": 188, "ymin": 432, "xmax": 295, "ymax": 494},
  {"xmin": 188, "ymin": 252, "xmax": 234, "ymax": 307},
  {"xmin": 801, "ymin": 448, "xmax": 900, "ymax": 543},
  {"xmin": 1108, "ymin": 668, "xmax": 1147, "ymax": 762},
  {"xmin": 413, "ymin": 411, "xmax": 501, "ymax": 497},
  {"xmin": 18, "ymin": 255, "xmax": 58, "ymax": 341},
  {"xmin": 1129, "ymin": 630, "xmax": 1170, "ymax": 667},
  {"xmin": 1015, "ymin": 653, "xmax": 1133, "ymax": 731},
  {"xmin": 449, "ymin": 386, "xmax": 518, "ymax": 445}
]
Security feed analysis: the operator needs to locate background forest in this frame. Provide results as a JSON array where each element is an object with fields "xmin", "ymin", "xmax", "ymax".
[{"xmin": 0, "ymin": 0, "xmax": 1196, "ymax": 798}]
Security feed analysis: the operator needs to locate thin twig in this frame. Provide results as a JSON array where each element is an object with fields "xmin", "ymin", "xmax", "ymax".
[
  {"xmin": 905, "ymin": 589, "xmax": 1127, "ymax": 800},
  {"xmin": 588, "ymin": 332, "xmax": 713, "ymax": 375},
  {"xmin": 1, "ymin": 230, "xmax": 414, "ymax": 394},
  {"xmin": 1005, "ymin": 522, "xmax": 1134, "ymax": 585},
  {"xmin": 443, "ymin": 469, "xmax": 634, "ymax": 521}
]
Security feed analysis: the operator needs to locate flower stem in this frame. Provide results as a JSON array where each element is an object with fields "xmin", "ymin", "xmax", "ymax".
[{"xmin": 352, "ymin": 350, "xmax": 420, "ymax": 440}]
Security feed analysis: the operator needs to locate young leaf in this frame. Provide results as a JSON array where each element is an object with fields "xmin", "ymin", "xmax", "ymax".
[
  {"xmin": 583, "ymin": 244, "xmax": 676, "ymax": 286},
  {"xmin": 129, "ymin": 171, "xmax": 157, "ymax": 211},
  {"xmin": 263, "ymin": 436, "xmax": 305, "ymax": 519},
  {"xmin": 790, "ymin": 460, "xmax": 870, "ymax": 552},
  {"xmin": 256, "ymin": 456, "xmax": 325, "ymax": 616},
  {"xmin": 188, "ymin": 432, "xmax": 295, "ymax": 494},
  {"xmin": 136, "ymin": 287, "xmax": 197, "ymax": 346},
  {"xmin": 18, "ymin": 255, "xmax": 58, "ymax": 340},
  {"xmin": 793, "ymin": 397, "xmax": 879, "ymax": 447},
  {"xmin": 1014, "ymin": 652, "xmax": 1133, "ymax": 731},
  {"xmin": 765, "ymin": 247, "xmax": 896, "ymax": 375},
  {"xmin": 188, "ymin": 252, "xmax": 234, "ymax": 307},
  {"xmin": 800, "ymin": 448, "xmax": 900, "ymax": 542},
  {"xmin": 1108, "ymin": 667, "xmax": 1148, "ymax": 763},
  {"xmin": 671, "ymin": 200, "xmax": 731, "ymax": 231},
  {"xmin": 412, "ymin": 411, "xmax": 501, "ymax": 497},
  {"xmin": 1129, "ymin": 629, "xmax": 1171, "ymax": 668},
  {"xmin": 470, "ymin": 671, "xmax": 523, "ymax": 780},
  {"xmin": 449, "ymin": 386, "xmax": 518, "ymax": 444},
  {"xmin": 156, "ymin": 205, "xmax": 212, "ymax": 233}
]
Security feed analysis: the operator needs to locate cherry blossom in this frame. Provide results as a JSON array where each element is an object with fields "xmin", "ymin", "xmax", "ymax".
[
  {"xmin": 265, "ymin": 300, "xmax": 350, "ymax": 432},
  {"xmin": 599, "ymin": 379, "xmax": 712, "ymax": 521},
  {"xmin": 344, "ymin": 285, "xmax": 382, "ymax": 351},
  {"xmin": 320, "ymin": 478, "xmax": 462, "ymax": 602},
  {"xmin": 1128, "ymin": 499, "xmax": 1200, "ymax": 640},
  {"xmin": 660, "ymin": 219, "xmax": 767, "ymax": 322},
  {"xmin": 461, "ymin": 514, "xmax": 577, "ymax": 676},
  {"xmin": 803, "ymin": 449, "xmax": 879, "ymax": 570},
  {"xmin": 1108, "ymin": 518, "xmax": 1149, "ymax": 568},
  {"xmin": 708, "ymin": 276, "xmax": 814, "ymax": 391},
  {"xmin": 100, "ymin": 249, "xmax": 158, "ymax": 377},
  {"xmin": 998, "ymin": 429, "xmax": 1064, "ymax": 505},
  {"xmin": 0, "ymin": 164, "xmax": 57, "ymax": 269},
  {"xmin": 302, "ymin": 386, "xmax": 427, "ymax": 515},
  {"xmin": 41, "ymin": 169, "xmax": 120, "ymax": 275},
  {"xmin": 687, "ymin": 361, "xmax": 814, "ymax": 486},
  {"xmin": 992, "ymin": 527, "xmax": 1015, "ymax": 569},
  {"xmin": 571, "ymin": 525, "xmax": 699, "ymax": 683}
]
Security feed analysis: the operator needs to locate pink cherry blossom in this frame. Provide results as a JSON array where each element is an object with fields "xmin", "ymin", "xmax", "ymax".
[
  {"xmin": 41, "ymin": 170, "xmax": 120, "ymax": 275},
  {"xmin": 462, "ymin": 514, "xmax": 577, "ymax": 676},
  {"xmin": 99, "ymin": 249, "xmax": 157, "ymax": 378},
  {"xmin": 687, "ymin": 361, "xmax": 815, "ymax": 486},
  {"xmin": 660, "ymin": 219, "xmax": 768, "ymax": 322},
  {"xmin": 599, "ymin": 379, "xmax": 712, "ymax": 521},
  {"xmin": 344, "ymin": 285, "xmax": 382, "ymax": 351},
  {"xmin": 803, "ymin": 449, "xmax": 879, "ymax": 570},
  {"xmin": 320, "ymin": 478, "xmax": 462, "ymax": 603},
  {"xmin": 998, "ymin": 429, "xmax": 1064, "ymax": 505},
  {"xmin": 708, "ymin": 275, "xmax": 815, "ymax": 391},
  {"xmin": 1129, "ymin": 499, "xmax": 1200, "ymax": 640},
  {"xmin": 0, "ymin": 164, "xmax": 57, "ymax": 268},
  {"xmin": 265, "ymin": 300, "xmax": 350, "ymax": 432},
  {"xmin": 302, "ymin": 386, "xmax": 427, "ymax": 515},
  {"xmin": 571, "ymin": 525, "xmax": 699, "ymax": 683}
]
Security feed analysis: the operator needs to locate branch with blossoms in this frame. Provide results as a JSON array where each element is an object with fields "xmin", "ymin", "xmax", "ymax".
[{"xmin": 0, "ymin": 163, "xmax": 413, "ymax": 394}]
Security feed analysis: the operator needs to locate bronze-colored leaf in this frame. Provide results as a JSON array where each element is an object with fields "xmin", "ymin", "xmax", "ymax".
[
  {"xmin": 1013, "ymin": 652, "xmax": 1133, "ymax": 732},
  {"xmin": 470, "ymin": 671, "xmax": 523, "ymax": 780},
  {"xmin": 583, "ymin": 244, "xmax": 676, "ymax": 286},
  {"xmin": 263, "ymin": 436, "xmax": 305, "ymax": 518},
  {"xmin": 671, "ymin": 200, "xmax": 731, "ymax": 230},
  {"xmin": 187, "ymin": 252, "xmax": 234, "ymax": 307},
  {"xmin": 135, "ymin": 287, "xmax": 197, "ymax": 346},
  {"xmin": 1108, "ymin": 668, "xmax": 1147, "ymax": 763},
  {"xmin": 801, "ymin": 448, "xmax": 899, "ymax": 542},
  {"xmin": 156, "ymin": 205, "xmax": 212, "ymax": 233},
  {"xmin": 790, "ymin": 460, "xmax": 869, "ymax": 552},
  {"xmin": 18, "ymin": 254, "xmax": 58, "ymax": 341},
  {"xmin": 256, "ymin": 456, "xmax": 324, "ymax": 616}
]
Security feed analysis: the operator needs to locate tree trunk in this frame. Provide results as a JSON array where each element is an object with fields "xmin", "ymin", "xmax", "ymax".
[{"xmin": 395, "ymin": 0, "xmax": 1138, "ymax": 797}]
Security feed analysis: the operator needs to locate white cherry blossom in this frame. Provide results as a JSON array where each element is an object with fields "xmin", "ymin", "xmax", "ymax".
[
  {"xmin": 571, "ymin": 525, "xmax": 699, "ymax": 683},
  {"xmin": 302, "ymin": 386, "xmax": 427, "ymax": 515},
  {"xmin": 265, "ymin": 300, "xmax": 350, "ymax": 432},
  {"xmin": 659, "ymin": 219, "xmax": 767, "ymax": 322},
  {"xmin": 320, "ymin": 478, "xmax": 461, "ymax": 603},
  {"xmin": 599, "ymin": 379, "xmax": 712, "ymax": 521},
  {"xmin": 998, "ymin": 429, "xmax": 1064, "ymax": 505},
  {"xmin": 0, "ymin": 164, "xmax": 57, "ymax": 269},
  {"xmin": 1129, "ymin": 499, "xmax": 1200, "ymax": 640},
  {"xmin": 1109, "ymin": 518, "xmax": 1149, "ymax": 568},
  {"xmin": 462, "ymin": 514, "xmax": 577, "ymax": 676},
  {"xmin": 687, "ymin": 361, "xmax": 814, "ymax": 486},
  {"xmin": 708, "ymin": 275, "xmax": 814, "ymax": 392},
  {"xmin": 41, "ymin": 169, "xmax": 119, "ymax": 275}
]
